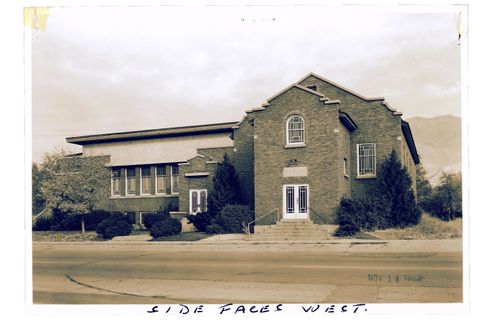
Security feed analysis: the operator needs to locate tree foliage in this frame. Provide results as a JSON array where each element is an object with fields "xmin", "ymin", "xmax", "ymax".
[
  {"xmin": 334, "ymin": 150, "xmax": 421, "ymax": 236},
  {"xmin": 39, "ymin": 150, "xmax": 110, "ymax": 233},
  {"xmin": 377, "ymin": 150, "xmax": 421, "ymax": 227},
  {"xmin": 416, "ymin": 163, "xmax": 433, "ymax": 211},
  {"xmin": 427, "ymin": 172, "xmax": 462, "ymax": 221},
  {"xmin": 32, "ymin": 162, "xmax": 48, "ymax": 215},
  {"xmin": 207, "ymin": 153, "xmax": 239, "ymax": 216}
]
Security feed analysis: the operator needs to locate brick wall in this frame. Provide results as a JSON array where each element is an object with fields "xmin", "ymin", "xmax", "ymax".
[
  {"xmin": 233, "ymin": 117, "xmax": 255, "ymax": 209},
  {"xmin": 299, "ymin": 75, "xmax": 405, "ymax": 199},
  {"xmin": 252, "ymin": 86, "xmax": 341, "ymax": 225}
]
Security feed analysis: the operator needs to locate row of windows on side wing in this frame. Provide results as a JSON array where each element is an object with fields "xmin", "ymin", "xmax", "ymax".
[{"xmin": 111, "ymin": 164, "xmax": 179, "ymax": 196}]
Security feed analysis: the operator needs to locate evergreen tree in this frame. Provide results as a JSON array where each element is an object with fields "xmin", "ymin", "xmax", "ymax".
[
  {"xmin": 377, "ymin": 150, "xmax": 421, "ymax": 227},
  {"xmin": 207, "ymin": 153, "xmax": 239, "ymax": 216}
]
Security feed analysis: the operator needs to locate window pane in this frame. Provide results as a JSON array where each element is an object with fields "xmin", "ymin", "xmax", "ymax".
[
  {"xmin": 287, "ymin": 116, "xmax": 305, "ymax": 144},
  {"xmin": 112, "ymin": 168, "xmax": 121, "ymax": 178},
  {"xmin": 299, "ymin": 186, "xmax": 307, "ymax": 213},
  {"xmin": 112, "ymin": 178, "xmax": 121, "ymax": 195},
  {"xmin": 157, "ymin": 176, "xmax": 166, "ymax": 193},
  {"xmin": 142, "ymin": 177, "xmax": 151, "ymax": 194},
  {"xmin": 141, "ymin": 166, "xmax": 150, "ymax": 177},
  {"xmin": 191, "ymin": 191, "xmax": 198, "ymax": 213},
  {"xmin": 358, "ymin": 144, "xmax": 375, "ymax": 175},
  {"xmin": 200, "ymin": 191, "xmax": 207, "ymax": 212},
  {"xmin": 286, "ymin": 186, "xmax": 294, "ymax": 213},
  {"xmin": 172, "ymin": 164, "xmax": 179, "ymax": 175},
  {"xmin": 126, "ymin": 167, "xmax": 135, "ymax": 177},
  {"xmin": 156, "ymin": 165, "xmax": 166, "ymax": 176}
]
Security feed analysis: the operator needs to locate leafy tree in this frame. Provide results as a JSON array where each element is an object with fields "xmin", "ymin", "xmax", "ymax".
[
  {"xmin": 207, "ymin": 153, "xmax": 239, "ymax": 217},
  {"xmin": 32, "ymin": 162, "xmax": 47, "ymax": 215},
  {"xmin": 40, "ymin": 150, "xmax": 109, "ymax": 234},
  {"xmin": 427, "ymin": 172, "xmax": 462, "ymax": 221},
  {"xmin": 416, "ymin": 163, "xmax": 433, "ymax": 211},
  {"xmin": 377, "ymin": 150, "xmax": 421, "ymax": 227}
]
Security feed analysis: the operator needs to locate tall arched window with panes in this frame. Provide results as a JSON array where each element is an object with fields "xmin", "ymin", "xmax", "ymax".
[{"xmin": 286, "ymin": 115, "xmax": 305, "ymax": 145}]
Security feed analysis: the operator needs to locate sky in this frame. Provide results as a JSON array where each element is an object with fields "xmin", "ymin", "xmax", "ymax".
[{"xmin": 31, "ymin": 5, "xmax": 463, "ymax": 163}]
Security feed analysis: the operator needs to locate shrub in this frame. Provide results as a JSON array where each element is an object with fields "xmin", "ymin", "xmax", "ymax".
[
  {"xmin": 103, "ymin": 220, "xmax": 132, "ymax": 239},
  {"xmin": 333, "ymin": 197, "xmax": 389, "ymax": 236},
  {"xmin": 49, "ymin": 209, "xmax": 81, "ymax": 231},
  {"xmin": 206, "ymin": 223, "xmax": 226, "ymax": 234},
  {"xmin": 96, "ymin": 213, "xmax": 132, "ymax": 239},
  {"xmin": 142, "ymin": 213, "xmax": 165, "ymax": 230},
  {"xmin": 82, "ymin": 210, "xmax": 114, "ymax": 231},
  {"xmin": 150, "ymin": 218, "xmax": 182, "ymax": 238},
  {"xmin": 214, "ymin": 204, "xmax": 254, "ymax": 233},
  {"xmin": 32, "ymin": 216, "xmax": 52, "ymax": 231},
  {"xmin": 187, "ymin": 212, "xmax": 215, "ymax": 232}
]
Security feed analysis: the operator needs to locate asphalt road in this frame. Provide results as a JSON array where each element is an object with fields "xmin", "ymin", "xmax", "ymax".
[{"xmin": 32, "ymin": 240, "xmax": 463, "ymax": 304}]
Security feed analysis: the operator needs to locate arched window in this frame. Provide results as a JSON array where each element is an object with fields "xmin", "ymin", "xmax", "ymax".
[{"xmin": 286, "ymin": 115, "xmax": 305, "ymax": 145}]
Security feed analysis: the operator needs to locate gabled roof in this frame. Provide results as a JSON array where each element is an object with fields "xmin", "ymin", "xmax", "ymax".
[
  {"xmin": 67, "ymin": 121, "xmax": 238, "ymax": 145},
  {"xmin": 297, "ymin": 72, "xmax": 385, "ymax": 102},
  {"xmin": 266, "ymin": 83, "xmax": 327, "ymax": 102}
]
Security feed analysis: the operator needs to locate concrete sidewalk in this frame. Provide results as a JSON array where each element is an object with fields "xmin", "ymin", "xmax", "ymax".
[{"xmin": 32, "ymin": 237, "xmax": 463, "ymax": 253}]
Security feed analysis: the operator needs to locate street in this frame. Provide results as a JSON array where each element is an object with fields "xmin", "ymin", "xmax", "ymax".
[{"xmin": 32, "ymin": 240, "xmax": 462, "ymax": 304}]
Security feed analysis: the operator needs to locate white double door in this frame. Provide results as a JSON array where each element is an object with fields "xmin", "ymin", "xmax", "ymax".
[
  {"xmin": 189, "ymin": 189, "xmax": 207, "ymax": 214},
  {"xmin": 282, "ymin": 184, "xmax": 309, "ymax": 219}
]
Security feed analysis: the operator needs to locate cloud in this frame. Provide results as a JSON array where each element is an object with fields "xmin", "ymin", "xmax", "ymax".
[{"xmin": 31, "ymin": 6, "xmax": 462, "ymax": 162}]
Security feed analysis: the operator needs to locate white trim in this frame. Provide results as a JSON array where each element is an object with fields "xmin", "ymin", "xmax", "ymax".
[
  {"xmin": 284, "ymin": 143, "xmax": 306, "ymax": 149},
  {"xmin": 185, "ymin": 172, "xmax": 210, "ymax": 177},
  {"xmin": 110, "ymin": 194, "xmax": 178, "ymax": 200},
  {"xmin": 286, "ymin": 115, "xmax": 305, "ymax": 146},
  {"xmin": 282, "ymin": 184, "xmax": 309, "ymax": 220},
  {"xmin": 356, "ymin": 143, "xmax": 377, "ymax": 178},
  {"xmin": 343, "ymin": 157, "xmax": 349, "ymax": 178}
]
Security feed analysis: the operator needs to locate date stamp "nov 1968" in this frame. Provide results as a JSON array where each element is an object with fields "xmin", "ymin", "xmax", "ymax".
[{"xmin": 368, "ymin": 274, "xmax": 424, "ymax": 283}]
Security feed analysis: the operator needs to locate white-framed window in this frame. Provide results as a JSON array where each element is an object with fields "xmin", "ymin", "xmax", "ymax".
[
  {"xmin": 140, "ymin": 166, "xmax": 151, "ymax": 195},
  {"xmin": 189, "ymin": 189, "xmax": 207, "ymax": 214},
  {"xmin": 156, "ymin": 165, "xmax": 167, "ymax": 194},
  {"xmin": 111, "ymin": 167, "xmax": 122, "ymax": 196},
  {"xmin": 126, "ymin": 166, "xmax": 137, "ymax": 195},
  {"xmin": 286, "ymin": 115, "xmax": 305, "ymax": 145},
  {"xmin": 171, "ymin": 164, "xmax": 179, "ymax": 194},
  {"xmin": 357, "ymin": 143, "xmax": 376, "ymax": 177}
]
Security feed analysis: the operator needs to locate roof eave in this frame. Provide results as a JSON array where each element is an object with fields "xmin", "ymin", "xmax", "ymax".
[{"xmin": 401, "ymin": 120, "xmax": 420, "ymax": 164}]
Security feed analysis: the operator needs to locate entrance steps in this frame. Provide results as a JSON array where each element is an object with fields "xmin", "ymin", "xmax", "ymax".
[{"xmin": 251, "ymin": 219, "xmax": 334, "ymax": 241}]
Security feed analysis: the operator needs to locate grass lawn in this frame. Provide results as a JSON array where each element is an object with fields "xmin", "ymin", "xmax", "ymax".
[
  {"xmin": 372, "ymin": 213, "xmax": 462, "ymax": 240},
  {"xmin": 32, "ymin": 231, "xmax": 105, "ymax": 242},
  {"xmin": 151, "ymin": 232, "xmax": 216, "ymax": 241}
]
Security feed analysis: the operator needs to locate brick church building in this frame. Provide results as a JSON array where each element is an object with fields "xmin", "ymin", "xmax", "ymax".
[{"xmin": 67, "ymin": 73, "xmax": 419, "ymax": 234}]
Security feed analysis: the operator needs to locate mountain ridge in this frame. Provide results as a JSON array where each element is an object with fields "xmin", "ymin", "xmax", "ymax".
[{"xmin": 406, "ymin": 115, "xmax": 462, "ymax": 185}]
